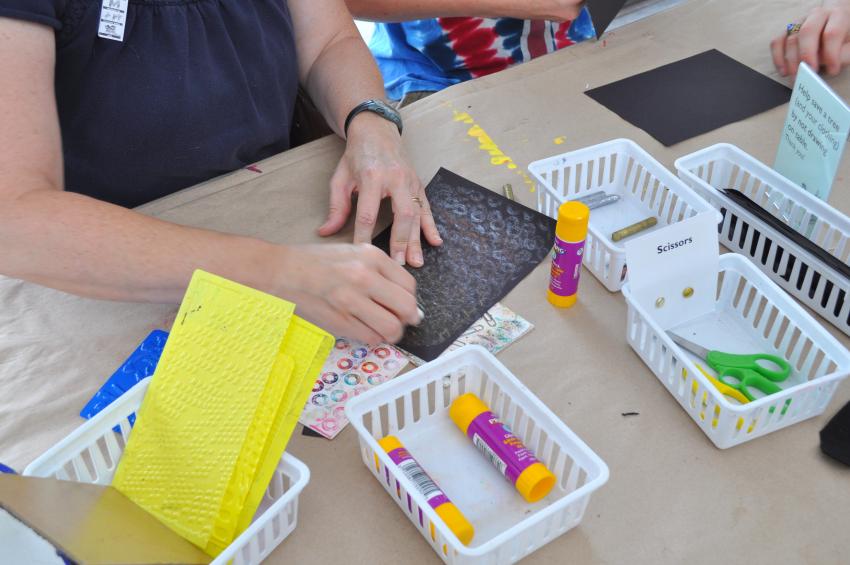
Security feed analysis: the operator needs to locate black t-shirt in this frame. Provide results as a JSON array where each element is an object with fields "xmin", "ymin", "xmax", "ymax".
[{"xmin": 0, "ymin": 0, "xmax": 299, "ymax": 207}]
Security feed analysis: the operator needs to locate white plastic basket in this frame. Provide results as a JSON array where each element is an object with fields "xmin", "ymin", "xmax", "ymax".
[
  {"xmin": 675, "ymin": 143, "xmax": 850, "ymax": 337},
  {"xmin": 529, "ymin": 139, "xmax": 721, "ymax": 291},
  {"xmin": 345, "ymin": 346, "xmax": 608, "ymax": 565},
  {"xmin": 623, "ymin": 253, "xmax": 850, "ymax": 449},
  {"xmin": 23, "ymin": 378, "xmax": 309, "ymax": 565}
]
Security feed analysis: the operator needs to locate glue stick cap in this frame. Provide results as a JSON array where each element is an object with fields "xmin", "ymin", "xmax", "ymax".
[
  {"xmin": 375, "ymin": 435, "xmax": 403, "ymax": 470},
  {"xmin": 449, "ymin": 393, "xmax": 489, "ymax": 435},
  {"xmin": 434, "ymin": 503, "xmax": 475, "ymax": 545},
  {"xmin": 377, "ymin": 435, "xmax": 403, "ymax": 453},
  {"xmin": 555, "ymin": 201, "xmax": 590, "ymax": 243},
  {"xmin": 516, "ymin": 462, "xmax": 556, "ymax": 503}
]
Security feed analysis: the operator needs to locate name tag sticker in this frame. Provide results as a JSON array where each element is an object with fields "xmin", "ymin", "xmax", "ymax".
[
  {"xmin": 98, "ymin": 0, "xmax": 128, "ymax": 42},
  {"xmin": 624, "ymin": 213, "xmax": 719, "ymax": 330}
]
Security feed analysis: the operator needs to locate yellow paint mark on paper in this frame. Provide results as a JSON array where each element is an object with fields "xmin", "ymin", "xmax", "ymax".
[
  {"xmin": 452, "ymin": 111, "xmax": 475, "ymax": 124},
  {"xmin": 450, "ymin": 107, "xmax": 536, "ymax": 192},
  {"xmin": 554, "ymin": 136, "xmax": 566, "ymax": 145}
]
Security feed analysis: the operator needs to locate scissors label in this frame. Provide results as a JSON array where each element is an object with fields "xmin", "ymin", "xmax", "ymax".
[{"xmin": 657, "ymin": 237, "xmax": 693, "ymax": 254}]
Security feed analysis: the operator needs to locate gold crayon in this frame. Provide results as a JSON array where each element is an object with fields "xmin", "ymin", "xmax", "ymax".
[{"xmin": 611, "ymin": 217, "xmax": 658, "ymax": 242}]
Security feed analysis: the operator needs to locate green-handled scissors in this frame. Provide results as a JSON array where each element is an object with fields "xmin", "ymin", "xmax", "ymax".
[{"xmin": 668, "ymin": 332, "xmax": 792, "ymax": 402}]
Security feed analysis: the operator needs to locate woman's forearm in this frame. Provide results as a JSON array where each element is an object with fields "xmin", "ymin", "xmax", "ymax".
[
  {"xmin": 344, "ymin": 0, "xmax": 582, "ymax": 22},
  {"xmin": 1, "ymin": 188, "xmax": 281, "ymax": 303},
  {"xmin": 290, "ymin": 0, "xmax": 389, "ymax": 135},
  {"xmin": 345, "ymin": 0, "xmax": 488, "ymax": 21}
]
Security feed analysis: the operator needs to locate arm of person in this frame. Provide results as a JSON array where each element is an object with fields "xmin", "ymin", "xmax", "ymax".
[
  {"xmin": 0, "ymin": 17, "xmax": 419, "ymax": 344},
  {"xmin": 771, "ymin": 0, "xmax": 850, "ymax": 76},
  {"xmin": 289, "ymin": 0, "xmax": 442, "ymax": 268},
  {"xmin": 345, "ymin": 0, "xmax": 584, "ymax": 22}
]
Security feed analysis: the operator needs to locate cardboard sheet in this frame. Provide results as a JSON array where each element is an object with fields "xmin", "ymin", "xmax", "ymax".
[
  {"xmin": 586, "ymin": 49, "xmax": 792, "ymax": 146},
  {"xmin": 0, "ymin": 475, "xmax": 210, "ymax": 564},
  {"xmin": 4, "ymin": 1, "xmax": 850, "ymax": 564},
  {"xmin": 374, "ymin": 168, "xmax": 555, "ymax": 361}
]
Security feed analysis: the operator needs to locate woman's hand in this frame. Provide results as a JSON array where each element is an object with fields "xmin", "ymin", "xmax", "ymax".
[
  {"xmin": 274, "ymin": 242, "xmax": 422, "ymax": 344},
  {"xmin": 318, "ymin": 112, "xmax": 442, "ymax": 267},
  {"xmin": 772, "ymin": 1, "xmax": 850, "ymax": 77}
]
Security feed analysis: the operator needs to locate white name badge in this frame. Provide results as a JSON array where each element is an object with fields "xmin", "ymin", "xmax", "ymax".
[{"xmin": 98, "ymin": 0, "xmax": 128, "ymax": 42}]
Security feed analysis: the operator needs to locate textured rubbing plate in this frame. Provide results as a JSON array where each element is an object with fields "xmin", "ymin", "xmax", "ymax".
[
  {"xmin": 235, "ymin": 316, "xmax": 333, "ymax": 533},
  {"xmin": 80, "ymin": 329, "xmax": 168, "ymax": 428},
  {"xmin": 374, "ymin": 168, "xmax": 556, "ymax": 361},
  {"xmin": 112, "ymin": 270, "xmax": 296, "ymax": 554}
]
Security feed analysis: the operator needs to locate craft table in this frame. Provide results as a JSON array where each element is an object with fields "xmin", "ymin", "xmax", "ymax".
[{"xmin": 1, "ymin": 0, "xmax": 848, "ymax": 563}]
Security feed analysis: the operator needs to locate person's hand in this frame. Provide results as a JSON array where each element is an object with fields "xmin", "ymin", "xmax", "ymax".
[
  {"xmin": 504, "ymin": 0, "xmax": 585, "ymax": 22},
  {"xmin": 771, "ymin": 1, "xmax": 850, "ymax": 77},
  {"xmin": 318, "ymin": 112, "xmax": 442, "ymax": 267},
  {"xmin": 274, "ymin": 242, "xmax": 422, "ymax": 344}
]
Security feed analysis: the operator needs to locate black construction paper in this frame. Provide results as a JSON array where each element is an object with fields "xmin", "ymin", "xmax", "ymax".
[
  {"xmin": 586, "ymin": 0, "xmax": 628, "ymax": 39},
  {"xmin": 374, "ymin": 168, "xmax": 556, "ymax": 362},
  {"xmin": 301, "ymin": 425, "xmax": 323, "ymax": 438},
  {"xmin": 821, "ymin": 401, "xmax": 850, "ymax": 466},
  {"xmin": 585, "ymin": 49, "xmax": 792, "ymax": 146}
]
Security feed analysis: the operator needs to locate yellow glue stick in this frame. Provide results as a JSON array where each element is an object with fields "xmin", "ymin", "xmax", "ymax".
[
  {"xmin": 450, "ymin": 394, "xmax": 556, "ymax": 503},
  {"xmin": 547, "ymin": 201, "xmax": 590, "ymax": 308},
  {"xmin": 376, "ymin": 436, "xmax": 474, "ymax": 545}
]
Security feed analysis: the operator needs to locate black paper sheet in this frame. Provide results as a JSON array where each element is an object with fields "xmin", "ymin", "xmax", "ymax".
[
  {"xmin": 374, "ymin": 168, "xmax": 556, "ymax": 361},
  {"xmin": 586, "ymin": 0, "xmax": 628, "ymax": 39},
  {"xmin": 585, "ymin": 49, "xmax": 792, "ymax": 146}
]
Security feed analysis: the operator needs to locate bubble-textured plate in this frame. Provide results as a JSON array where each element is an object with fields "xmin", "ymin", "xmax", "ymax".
[{"xmin": 112, "ymin": 270, "xmax": 331, "ymax": 556}]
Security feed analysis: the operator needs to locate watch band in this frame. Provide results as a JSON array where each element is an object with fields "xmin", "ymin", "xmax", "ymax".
[{"xmin": 344, "ymin": 99, "xmax": 403, "ymax": 138}]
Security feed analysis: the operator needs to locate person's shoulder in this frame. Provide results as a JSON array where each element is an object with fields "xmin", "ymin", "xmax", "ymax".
[{"xmin": 0, "ymin": 0, "xmax": 66, "ymax": 30}]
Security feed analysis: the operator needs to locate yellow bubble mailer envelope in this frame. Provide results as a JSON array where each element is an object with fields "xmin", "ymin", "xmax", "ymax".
[{"xmin": 112, "ymin": 270, "xmax": 333, "ymax": 556}]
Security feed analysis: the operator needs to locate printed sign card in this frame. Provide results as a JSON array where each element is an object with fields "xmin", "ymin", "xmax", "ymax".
[
  {"xmin": 774, "ymin": 62, "xmax": 850, "ymax": 201},
  {"xmin": 624, "ymin": 214, "xmax": 719, "ymax": 330}
]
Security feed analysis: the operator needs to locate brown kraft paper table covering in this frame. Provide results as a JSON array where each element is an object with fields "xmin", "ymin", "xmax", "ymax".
[{"xmin": 1, "ymin": 0, "xmax": 848, "ymax": 563}]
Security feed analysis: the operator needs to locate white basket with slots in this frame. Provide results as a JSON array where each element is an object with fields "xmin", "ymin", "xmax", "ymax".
[
  {"xmin": 675, "ymin": 143, "xmax": 850, "ymax": 337},
  {"xmin": 24, "ymin": 378, "xmax": 309, "ymax": 565},
  {"xmin": 528, "ymin": 139, "xmax": 721, "ymax": 292},
  {"xmin": 345, "ymin": 346, "xmax": 608, "ymax": 565},
  {"xmin": 623, "ymin": 253, "xmax": 850, "ymax": 449}
]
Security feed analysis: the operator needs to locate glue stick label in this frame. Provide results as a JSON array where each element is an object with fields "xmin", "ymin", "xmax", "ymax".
[
  {"xmin": 467, "ymin": 412, "xmax": 540, "ymax": 484},
  {"xmin": 549, "ymin": 236, "xmax": 585, "ymax": 297},
  {"xmin": 387, "ymin": 447, "xmax": 450, "ymax": 510}
]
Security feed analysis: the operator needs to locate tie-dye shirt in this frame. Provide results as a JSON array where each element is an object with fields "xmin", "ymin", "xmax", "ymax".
[{"xmin": 370, "ymin": 11, "xmax": 596, "ymax": 100}]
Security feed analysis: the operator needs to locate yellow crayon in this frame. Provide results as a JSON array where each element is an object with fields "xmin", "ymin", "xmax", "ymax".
[{"xmin": 611, "ymin": 216, "xmax": 658, "ymax": 242}]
